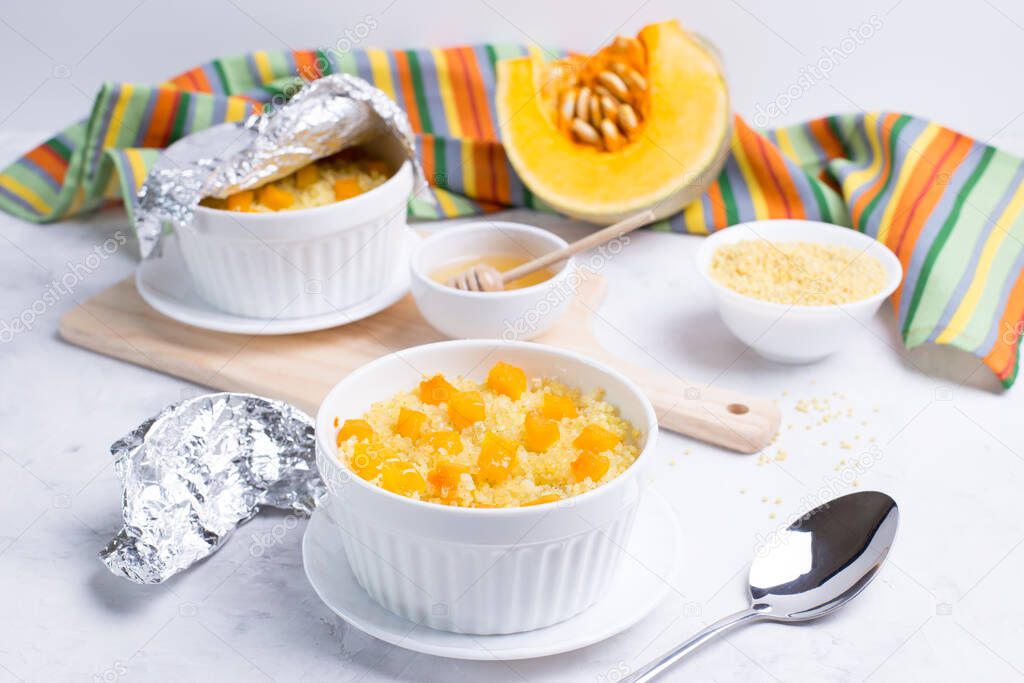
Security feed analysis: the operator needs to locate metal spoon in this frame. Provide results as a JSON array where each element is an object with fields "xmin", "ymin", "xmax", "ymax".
[{"xmin": 624, "ymin": 490, "xmax": 899, "ymax": 682}]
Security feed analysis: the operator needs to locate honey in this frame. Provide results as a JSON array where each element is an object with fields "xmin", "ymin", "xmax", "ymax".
[{"xmin": 431, "ymin": 254, "xmax": 555, "ymax": 290}]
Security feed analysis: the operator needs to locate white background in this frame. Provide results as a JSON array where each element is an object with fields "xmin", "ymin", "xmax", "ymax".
[
  {"xmin": 2, "ymin": 1, "xmax": 1024, "ymax": 682},
  {"xmin": 3, "ymin": 0, "xmax": 1024, "ymax": 144}
]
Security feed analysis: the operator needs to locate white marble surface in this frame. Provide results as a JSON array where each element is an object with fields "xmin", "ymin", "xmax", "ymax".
[{"xmin": 1, "ymin": 124, "xmax": 1023, "ymax": 682}]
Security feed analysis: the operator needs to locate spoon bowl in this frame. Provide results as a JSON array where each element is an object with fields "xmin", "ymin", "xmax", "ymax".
[
  {"xmin": 749, "ymin": 490, "xmax": 898, "ymax": 622},
  {"xmin": 625, "ymin": 491, "xmax": 899, "ymax": 681}
]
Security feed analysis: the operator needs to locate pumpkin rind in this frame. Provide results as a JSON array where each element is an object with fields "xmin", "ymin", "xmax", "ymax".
[{"xmin": 496, "ymin": 20, "xmax": 730, "ymax": 224}]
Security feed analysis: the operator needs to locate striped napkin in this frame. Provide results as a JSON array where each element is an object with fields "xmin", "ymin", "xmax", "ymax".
[{"xmin": 1, "ymin": 46, "xmax": 1022, "ymax": 387}]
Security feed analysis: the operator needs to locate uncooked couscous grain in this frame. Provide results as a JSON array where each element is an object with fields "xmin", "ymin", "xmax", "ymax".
[{"xmin": 710, "ymin": 240, "xmax": 886, "ymax": 305}]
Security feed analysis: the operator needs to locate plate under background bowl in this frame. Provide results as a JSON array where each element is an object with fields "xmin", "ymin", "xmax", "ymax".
[{"xmin": 135, "ymin": 228, "xmax": 421, "ymax": 335}]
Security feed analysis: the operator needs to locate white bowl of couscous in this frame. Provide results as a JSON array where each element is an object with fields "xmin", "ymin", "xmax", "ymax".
[
  {"xmin": 181, "ymin": 133, "xmax": 414, "ymax": 319},
  {"xmin": 314, "ymin": 339, "xmax": 658, "ymax": 635},
  {"xmin": 696, "ymin": 220, "xmax": 903, "ymax": 363}
]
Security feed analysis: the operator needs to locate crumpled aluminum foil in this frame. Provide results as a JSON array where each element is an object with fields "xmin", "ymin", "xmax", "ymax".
[
  {"xmin": 134, "ymin": 73, "xmax": 429, "ymax": 258},
  {"xmin": 99, "ymin": 393, "xmax": 325, "ymax": 584}
]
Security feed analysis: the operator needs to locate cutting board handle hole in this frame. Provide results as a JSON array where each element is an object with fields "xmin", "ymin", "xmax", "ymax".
[{"xmin": 727, "ymin": 403, "xmax": 750, "ymax": 415}]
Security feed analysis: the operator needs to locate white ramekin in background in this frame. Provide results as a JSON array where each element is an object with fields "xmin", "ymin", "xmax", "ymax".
[
  {"xmin": 178, "ymin": 134, "xmax": 414, "ymax": 319},
  {"xmin": 696, "ymin": 220, "xmax": 903, "ymax": 364},
  {"xmin": 410, "ymin": 222, "xmax": 575, "ymax": 340},
  {"xmin": 315, "ymin": 340, "xmax": 658, "ymax": 635}
]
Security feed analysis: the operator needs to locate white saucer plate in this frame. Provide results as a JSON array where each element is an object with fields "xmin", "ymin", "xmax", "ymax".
[
  {"xmin": 302, "ymin": 490, "xmax": 681, "ymax": 661},
  {"xmin": 135, "ymin": 227, "xmax": 421, "ymax": 335}
]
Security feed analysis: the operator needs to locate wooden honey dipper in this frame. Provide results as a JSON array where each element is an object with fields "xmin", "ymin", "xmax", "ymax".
[{"xmin": 447, "ymin": 210, "xmax": 656, "ymax": 291}]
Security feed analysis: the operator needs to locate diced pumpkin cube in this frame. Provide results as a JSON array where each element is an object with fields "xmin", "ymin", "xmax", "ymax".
[
  {"xmin": 428, "ymin": 461, "xmax": 469, "ymax": 502},
  {"xmin": 419, "ymin": 374, "xmax": 455, "ymax": 405},
  {"xmin": 570, "ymin": 451, "xmax": 610, "ymax": 482},
  {"xmin": 226, "ymin": 190, "xmax": 254, "ymax": 212},
  {"xmin": 333, "ymin": 178, "xmax": 363, "ymax": 201},
  {"xmin": 541, "ymin": 393, "xmax": 578, "ymax": 420},
  {"xmin": 477, "ymin": 432, "xmax": 518, "ymax": 484},
  {"xmin": 395, "ymin": 407, "xmax": 427, "ymax": 441},
  {"xmin": 524, "ymin": 412, "xmax": 559, "ymax": 452},
  {"xmin": 381, "ymin": 459, "xmax": 427, "ymax": 497},
  {"xmin": 448, "ymin": 391, "xmax": 486, "ymax": 430},
  {"xmin": 336, "ymin": 419, "xmax": 373, "ymax": 445},
  {"xmin": 487, "ymin": 361, "xmax": 528, "ymax": 399},
  {"xmin": 573, "ymin": 424, "xmax": 620, "ymax": 453},
  {"xmin": 522, "ymin": 493, "xmax": 561, "ymax": 507},
  {"xmin": 422, "ymin": 430, "xmax": 463, "ymax": 455},
  {"xmin": 349, "ymin": 442, "xmax": 389, "ymax": 481},
  {"xmin": 259, "ymin": 184, "xmax": 294, "ymax": 210},
  {"xmin": 295, "ymin": 164, "xmax": 320, "ymax": 189}
]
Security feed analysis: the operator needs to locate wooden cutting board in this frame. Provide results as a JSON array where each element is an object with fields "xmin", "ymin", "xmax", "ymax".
[{"xmin": 59, "ymin": 274, "xmax": 779, "ymax": 453}]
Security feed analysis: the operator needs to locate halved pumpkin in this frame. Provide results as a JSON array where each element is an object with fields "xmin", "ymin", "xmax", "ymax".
[{"xmin": 496, "ymin": 20, "xmax": 730, "ymax": 224}]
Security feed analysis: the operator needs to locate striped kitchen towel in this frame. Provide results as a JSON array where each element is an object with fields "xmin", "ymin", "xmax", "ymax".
[{"xmin": 2, "ymin": 46, "xmax": 1023, "ymax": 387}]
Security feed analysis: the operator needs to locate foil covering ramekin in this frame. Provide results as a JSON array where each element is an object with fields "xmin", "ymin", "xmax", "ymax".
[{"xmin": 134, "ymin": 73, "xmax": 428, "ymax": 259}]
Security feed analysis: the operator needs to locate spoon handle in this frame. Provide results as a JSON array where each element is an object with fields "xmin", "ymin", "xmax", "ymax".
[
  {"xmin": 623, "ymin": 607, "xmax": 764, "ymax": 682},
  {"xmin": 500, "ymin": 209, "xmax": 656, "ymax": 284}
]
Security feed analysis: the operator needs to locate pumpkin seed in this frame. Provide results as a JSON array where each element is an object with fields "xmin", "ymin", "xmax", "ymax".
[
  {"xmin": 571, "ymin": 118, "xmax": 602, "ymax": 146},
  {"xmin": 597, "ymin": 71, "xmax": 630, "ymax": 101},
  {"xmin": 559, "ymin": 89, "xmax": 578, "ymax": 130},
  {"xmin": 618, "ymin": 103, "xmax": 639, "ymax": 135},
  {"xmin": 600, "ymin": 95, "xmax": 619, "ymax": 123},
  {"xmin": 589, "ymin": 95, "xmax": 603, "ymax": 128},
  {"xmin": 575, "ymin": 86, "xmax": 591, "ymax": 121},
  {"xmin": 599, "ymin": 119, "xmax": 624, "ymax": 151},
  {"xmin": 614, "ymin": 62, "xmax": 647, "ymax": 93}
]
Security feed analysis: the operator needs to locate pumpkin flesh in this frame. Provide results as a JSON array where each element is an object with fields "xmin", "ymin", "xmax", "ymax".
[{"xmin": 496, "ymin": 20, "xmax": 730, "ymax": 224}]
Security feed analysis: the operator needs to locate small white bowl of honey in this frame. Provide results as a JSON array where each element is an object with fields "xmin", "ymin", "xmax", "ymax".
[{"xmin": 410, "ymin": 222, "xmax": 575, "ymax": 340}]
